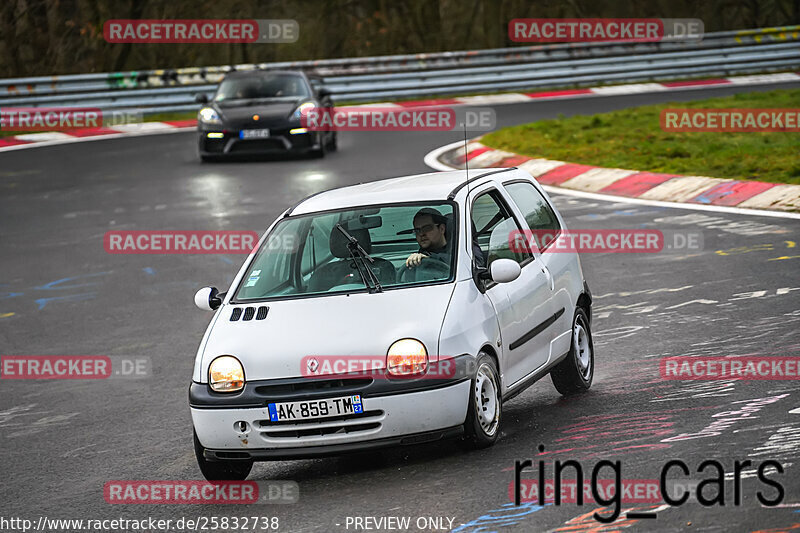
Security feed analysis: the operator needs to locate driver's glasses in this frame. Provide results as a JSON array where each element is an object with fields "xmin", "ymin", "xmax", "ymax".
[{"xmin": 413, "ymin": 224, "xmax": 436, "ymax": 235}]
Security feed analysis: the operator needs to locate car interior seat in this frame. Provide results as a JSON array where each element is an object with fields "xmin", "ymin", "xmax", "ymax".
[{"xmin": 307, "ymin": 228, "xmax": 395, "ymax": 292}]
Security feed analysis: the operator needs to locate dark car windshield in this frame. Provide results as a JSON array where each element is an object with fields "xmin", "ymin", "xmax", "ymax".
[
  {"xmin": 234, "ymin": 202, "xmax": 457, "ymax": 302},
  {"xmin": 214, "ymin": 74, "xmax": 310, "ymax": 102}
]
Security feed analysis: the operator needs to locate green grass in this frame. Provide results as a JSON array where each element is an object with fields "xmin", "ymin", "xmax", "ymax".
[{"xmin": 481, "ymin": 89, "xmax": 800, "ymax": 184}]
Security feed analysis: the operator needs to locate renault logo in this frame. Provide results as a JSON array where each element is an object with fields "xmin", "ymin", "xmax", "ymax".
[{"xmin": 307, "ymin": 358, "xmax": 319, "ymax": 373}]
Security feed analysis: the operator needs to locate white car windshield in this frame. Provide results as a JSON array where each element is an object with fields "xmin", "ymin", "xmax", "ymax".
[{"xmin": 234, "ymin": 202, "xmax": 457, "ymax": 301}]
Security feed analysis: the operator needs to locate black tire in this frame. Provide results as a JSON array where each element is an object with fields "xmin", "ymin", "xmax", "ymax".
[
  {"xmin": 550, "ymin": 307, "xmax": 594, "ymax": 395},
  {"xmin": 310, "ymin": 133, "xmax": 326, "ymax": 158},
  {"xmin": 463, "ymin": 351, "xmax": 502, "ymax": 449},
  {"xmin": 327, "ymin": 131, "xmax": 338, "ymax": 152},
  {"xmin": 193, "ymin": 430, "xmax": 253, "ymax": 481}
]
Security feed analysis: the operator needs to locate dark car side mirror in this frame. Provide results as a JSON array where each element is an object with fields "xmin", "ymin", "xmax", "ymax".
[
  {"xmin": 195, "ymin": 93, "xmax": 210, "ymax": 104},
  {"xmin": 317, "ymin": 87, "xmax": 332, "ymax": 98}
]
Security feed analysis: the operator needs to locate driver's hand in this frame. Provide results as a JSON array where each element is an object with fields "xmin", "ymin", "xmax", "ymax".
[{"xmin": 406, "ymin": 253, "xmax": 426, "ymax": 268}]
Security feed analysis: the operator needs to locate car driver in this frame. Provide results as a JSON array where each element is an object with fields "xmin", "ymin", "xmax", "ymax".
[{"xmin": 405, "ymin": 208, "xmax": 486, "ymax": 269}]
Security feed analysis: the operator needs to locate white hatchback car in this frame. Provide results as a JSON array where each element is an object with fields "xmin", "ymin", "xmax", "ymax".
[{"xmin": 190, "ymin": 168, "xmax": 594, "ymax": 480}]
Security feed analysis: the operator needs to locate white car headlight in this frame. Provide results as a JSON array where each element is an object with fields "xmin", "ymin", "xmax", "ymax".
[
  {"xmin": 292, "ymin": 102, "xmax": 316, "ymax": 121},
  {"xmin": 387, "ymin": 339, "xmax": 428, "ymax": 376},
  {"xmin": 209, "ymin": 355, "xmax": 244, "ymax": 392},
  {"xmin": 198, "ymin": 107, "xmax": 222, "ymax": 125}
]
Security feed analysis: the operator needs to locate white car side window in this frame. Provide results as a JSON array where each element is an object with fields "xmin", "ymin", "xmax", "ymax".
[
  {"xmin": 488, "ymin": 218, "xmax": 525, "ymax": 265},
  {"xmin": 471, "ymin": 190, "xmax": 530, "ymax": 267}
]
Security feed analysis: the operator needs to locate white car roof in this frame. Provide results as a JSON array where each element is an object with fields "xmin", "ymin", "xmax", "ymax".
[{"xmin": 289, "ymin": 168, "xmax": 518, "ymax": 215}]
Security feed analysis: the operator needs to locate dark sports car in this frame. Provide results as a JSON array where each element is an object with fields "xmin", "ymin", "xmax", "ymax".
[{"xmin": 195, "ymin": 70, "xmax": 336, "ymax": 161}]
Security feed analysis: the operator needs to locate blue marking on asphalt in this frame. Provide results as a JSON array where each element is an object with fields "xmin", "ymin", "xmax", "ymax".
[
  {"xmin": 35, "ymin": 292, "xmax": 96, "ymax": 310},
  {"xmin": 451, "ymin": 502, "xmax": 549, "ymax": 532},
  {"xmin": 143, "ymin": 267, "xmax": 155, "ymax": 275},
  {"xmin": 34, "ymin": 272, "xmax": 110, "ymax": 291},
  {"xmin": 219, "ymin": 256, "xmax": 234, "ymax": 264},
  {"xmin": 0, "ymin": 291, "xmax": 23, "ymax": 300},
  {"xmin": 0, "ymin": 283, "xmax": 23, "ymax": 300}
]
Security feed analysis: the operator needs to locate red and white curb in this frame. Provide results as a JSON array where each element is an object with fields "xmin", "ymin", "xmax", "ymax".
[
  {"xmin": 0, "ymin": 119, "xmax": 197, "ymax": 152},
  {"xmin": 424, "ymin": 140, "xmax": 800, "ymax": 219},
  {"xmin": 367, "ymin": 72, "xmax": 800, "ymax": 107},
  {"xmin": 1, "ymin": 72, "xmax": 798, "ymax": 153}
]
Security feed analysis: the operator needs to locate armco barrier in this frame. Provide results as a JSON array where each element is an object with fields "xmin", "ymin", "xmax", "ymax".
[{"xmin": 0, "ymin": 26, "xmax": 797, "ymax": 111}]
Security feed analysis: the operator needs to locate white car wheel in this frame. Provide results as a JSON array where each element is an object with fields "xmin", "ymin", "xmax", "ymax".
[
  {"xmin": 551, "ymin": 308, "xmax": 594, "ymax": 395},
  {"xmin": 463, "ymin": 352, "xmax": 502, "ymax": 448}
]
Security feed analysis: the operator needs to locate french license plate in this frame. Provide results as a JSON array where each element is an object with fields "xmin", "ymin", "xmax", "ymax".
[
  {"xmin": 267, "ymin": 394, "xmax": 363, "ymax": 422},
  {"xmin": 240, "ymin": 129, "xmax": 270, "ymax": 139}
]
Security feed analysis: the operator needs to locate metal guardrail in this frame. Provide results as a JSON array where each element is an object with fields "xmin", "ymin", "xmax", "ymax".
[{"xmin": 0, "ymin": 26, "xmax": 797, "ymax": 111}]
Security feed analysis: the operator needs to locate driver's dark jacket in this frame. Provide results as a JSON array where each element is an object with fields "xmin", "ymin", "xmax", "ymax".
[{"xmin": 420, "ymin": 240, "xmax": 486, "ymax": 268}]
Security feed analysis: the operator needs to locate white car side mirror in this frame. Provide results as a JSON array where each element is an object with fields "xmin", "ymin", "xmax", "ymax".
[
  {"xmin": 490, "ymin": 259, "xmax": 521, "ymax": 284},
  {"xmin": 194, "ymin": 286, "xmax": 222, "ymax": 311}
]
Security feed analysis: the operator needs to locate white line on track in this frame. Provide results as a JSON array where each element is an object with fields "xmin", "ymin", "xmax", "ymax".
[
  {"xmin": 423, "ymin": 140, "xmax": 800, "ymax": 220},
  {"xmin": 0, "ymin": 126, "xmax": 196, "ymax": 152}
]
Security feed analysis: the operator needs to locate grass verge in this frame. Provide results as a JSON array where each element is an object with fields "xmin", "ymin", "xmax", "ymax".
[{"xmin": 480, "ymin": 88, "xmax": 800, "ymax": 184}]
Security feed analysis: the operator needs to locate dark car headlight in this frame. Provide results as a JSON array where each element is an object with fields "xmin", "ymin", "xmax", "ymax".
[
  {"xmin": 198, "ymin": 107, "xmax": 222, "ymax": 125},
  {"xmin": 292, "ymin": 102, "xmax": 317, "ymax": 121}
]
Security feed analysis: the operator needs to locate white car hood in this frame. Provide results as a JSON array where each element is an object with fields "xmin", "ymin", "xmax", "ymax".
[{"xmin": 199, "ymin": 283, "xmax": 456, "ymax": 382}]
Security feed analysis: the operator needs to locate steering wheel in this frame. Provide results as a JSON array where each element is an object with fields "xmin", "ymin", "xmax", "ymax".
[
  {"xmin": 397, "ymin": 258, "xmax": 450, "ymax": 283},
  {"xmin": 336, "ymin": 259, "xmax": 396, "ymax": 287}
]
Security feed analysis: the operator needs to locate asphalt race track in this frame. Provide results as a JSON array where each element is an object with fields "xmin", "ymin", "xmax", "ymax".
[{"xmin": 2, "ymin": 83, "xmax": 800, "ymax": 532}]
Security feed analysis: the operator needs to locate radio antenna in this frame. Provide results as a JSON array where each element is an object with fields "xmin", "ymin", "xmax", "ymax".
[{"xmin": 463, "ymin": 122, "xmax": 470, "ymax": 193}]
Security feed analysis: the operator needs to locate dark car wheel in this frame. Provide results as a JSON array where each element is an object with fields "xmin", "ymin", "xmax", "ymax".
[
  {"xmin": 326, "ymin": 131, "xmax": 338, "ymax": 152},
  {"xmin": 309, "ymin": 132, "xmax": 327, "ymax": 158},
  {"xmin": 193, "ymin": 430, "xmax": 253, "ymax": 481},
  {"xmin": 463, "ymin": 351, "xmax": 502, "ymax": 449},
  {"xmin": 550, "ymin": 307, "xmax": 594, "ymax": 395}
]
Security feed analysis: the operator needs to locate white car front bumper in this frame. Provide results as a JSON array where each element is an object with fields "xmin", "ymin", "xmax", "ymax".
[{"xmin": 192, "ymin": 380, "xmax": 470, "ymax": 457}]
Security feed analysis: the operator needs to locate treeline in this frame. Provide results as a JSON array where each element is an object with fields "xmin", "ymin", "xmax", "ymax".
[{"xmin": 1, "ymin": 0, "xmax": 797, "ymax": 78}]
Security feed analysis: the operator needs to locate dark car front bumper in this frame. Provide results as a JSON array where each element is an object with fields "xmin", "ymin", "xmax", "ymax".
[{"xmin": 198, "ymin": 127, "xmax": 321, "ymax": 156}]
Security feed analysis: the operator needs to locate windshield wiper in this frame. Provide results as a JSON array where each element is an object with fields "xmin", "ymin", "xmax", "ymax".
[{"xmin": 334, "ymin": 224, "xmax": 383, "ymax": 293}]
